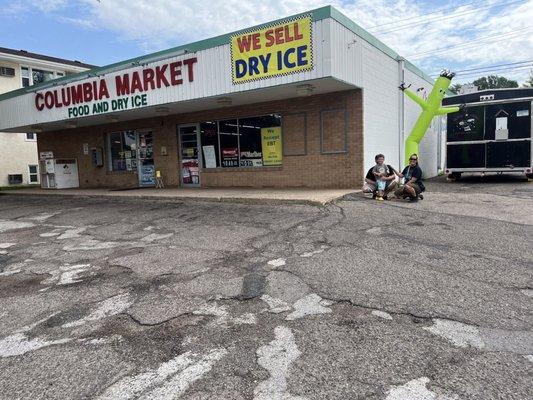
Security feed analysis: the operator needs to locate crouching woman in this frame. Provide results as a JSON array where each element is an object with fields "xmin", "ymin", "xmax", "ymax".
[{"xmin": 394, "ymin": 154, "xmax": 425, "ymax": 201}]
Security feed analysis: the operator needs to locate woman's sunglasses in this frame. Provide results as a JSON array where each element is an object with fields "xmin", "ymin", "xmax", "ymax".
[{"xmin": 410, "ymin": 158, "xmax": 418, "ymax": 161}]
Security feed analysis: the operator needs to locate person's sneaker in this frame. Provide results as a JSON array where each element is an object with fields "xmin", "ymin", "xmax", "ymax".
[
  {"xmin": 376, "ymin": 196, "xmax": 384, "ymax": 201},
  {"xmin": 383, "ymin": 195, "xmax": 389, "ymax": 200},
  {"xmin": 409, "ymin": 196, "xmax": 419, "ymax": 202},
  {"xmin": 419, "ymin": 194, "xmax": 424, "ymax": 200},
  {"xmin": 372, "ymin": 193, "xmax": 377, "ymax": 199}
]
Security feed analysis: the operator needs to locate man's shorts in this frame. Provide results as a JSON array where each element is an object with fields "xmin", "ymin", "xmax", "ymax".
[
  {"xmin": 394, "ymin": 183, "xmax": 421, "ymax": 197},
  {"xmin": 363, "ymin": 182, "xmax": 376, "ymax": 193},
  {"xmin": 409, "ymin": 183, "xmax": 422, "ymax": 194}
]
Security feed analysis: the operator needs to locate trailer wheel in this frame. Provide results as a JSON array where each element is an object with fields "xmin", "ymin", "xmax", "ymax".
[{"xmin": 448, "ymin": 172, "xmax": 462, "ymax": 181}]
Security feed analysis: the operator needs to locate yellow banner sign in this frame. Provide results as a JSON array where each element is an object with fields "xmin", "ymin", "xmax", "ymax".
[
  {"xmin": 261, "ymin": 127, "xmax": 283, "ymax": 166},
  {"xmin": 231, "ymin": 16, "xmax": 313, "ymax": 84}
]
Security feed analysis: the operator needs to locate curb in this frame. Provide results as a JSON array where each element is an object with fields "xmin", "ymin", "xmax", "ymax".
[{"xmin": 0, "ymin": 190, "xmax": 355, "ymax": 207}]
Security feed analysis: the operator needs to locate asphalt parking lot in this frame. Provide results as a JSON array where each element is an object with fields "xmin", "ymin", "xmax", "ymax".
[{"xmin": 0, "ymin": 176, "xmax": 531, "ymax": 400}]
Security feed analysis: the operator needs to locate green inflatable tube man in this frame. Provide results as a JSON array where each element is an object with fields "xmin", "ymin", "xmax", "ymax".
[{"xmin": 399, "ymin": 70, "xmax": 463, "ymax": 165}]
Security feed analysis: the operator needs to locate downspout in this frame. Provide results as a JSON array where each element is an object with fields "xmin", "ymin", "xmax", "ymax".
[{"xmin": 397, "ymin": 57, "xmax": 405, "ymax": 169}]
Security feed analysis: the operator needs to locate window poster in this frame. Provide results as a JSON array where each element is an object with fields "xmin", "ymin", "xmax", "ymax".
[
  {"xmin": 203, "ymin": 145, "xmax": 217, "ymax": 169},
  {"xmin": 261, "ymin": 127, "xmax": 282, "ymax": 166},
  {"xmin": 222, "ymin": 148, "xmax": 239, "ymax": 167}
]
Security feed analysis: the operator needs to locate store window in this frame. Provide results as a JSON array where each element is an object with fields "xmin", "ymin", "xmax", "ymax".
[
  {"xmin": 20, "ymin": 66, "xmax": 64, "ymax": 87},
  {"xmin": 200, "ymin": 121, "xmax": 219, "ymax": 168},
  {"xmin": 239, "ymin": 115, "xmax": 281, "ymax": 167},
  {"xmin": 28, "ymin": 165, "xmax": 38, "ymax": 183},
  {"xmin": 199, "ymin": 114, "xmax": 282, "ymax": 169},
  {"xmin": 219, "ymin": 119, "xmax": 239, "ymax": 168},
  {"xmin": 107, "ymin": 131, "xmax": 137, "ymax": 171}
]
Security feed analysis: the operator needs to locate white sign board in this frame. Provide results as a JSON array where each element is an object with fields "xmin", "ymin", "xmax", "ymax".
[
  {"xmin": 202, "ymin": 145, "xmax": 217, "ymax": 169},
  {"xmin": 459, "ymin": 84, "xmax": 478, "ymax": 94},
  {"xmin": 40, "ymin": 151, "xmax": 54, "ymax": 159}
]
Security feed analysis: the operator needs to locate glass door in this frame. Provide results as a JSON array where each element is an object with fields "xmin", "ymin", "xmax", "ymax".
[
  {"xmin": 178, "ymin": 124, "xmax": 201, "ymax": 187},
  {"xmin": 137, "ymin": 130, "xmax": 155, "ymax": 187}
]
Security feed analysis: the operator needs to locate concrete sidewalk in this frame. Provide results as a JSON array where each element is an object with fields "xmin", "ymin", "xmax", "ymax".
[{"xmin": 0, "ymin": 187, "xmax": 357, "ymax": 206}]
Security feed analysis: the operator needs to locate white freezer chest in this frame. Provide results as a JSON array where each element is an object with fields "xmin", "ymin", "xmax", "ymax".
[{"xmin": 40, "ymin": 158, "xmax": 80, "ymax": 189}]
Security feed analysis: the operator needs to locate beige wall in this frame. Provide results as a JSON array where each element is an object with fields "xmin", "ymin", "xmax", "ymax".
[
  {"xmin": 0, "ymin": 55, "xmax": 88, "ymax": 186},
  {"xmin": 0, "ymin": 60, "xmax": 38, "ymax": 186},
  {"xmin": 37, "ymin": 90, "xmax": 364, "ymax": 189},
  {"xmin": 0, "ymin": 60, "xmax": 21, "ymax": 93},
  {"xmin": 0, "ymin": 132, "xmax": 39, "ymax": 186}
]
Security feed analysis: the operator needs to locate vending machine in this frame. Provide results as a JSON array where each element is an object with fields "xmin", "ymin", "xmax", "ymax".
[{"xmin": 40, "ymin": 158, "xmax": 80, "ymax": 189}]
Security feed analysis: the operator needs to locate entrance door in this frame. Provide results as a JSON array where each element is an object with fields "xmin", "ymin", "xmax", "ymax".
[
  {"xmin": 137, "ymin": 131, "xmax": 156, "ymax": 187},
  {"xmin": 178, "ymin": 124, "xmax": 201, "ymax": 187}
]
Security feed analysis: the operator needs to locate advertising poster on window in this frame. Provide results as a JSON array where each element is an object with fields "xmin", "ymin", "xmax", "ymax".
[
  {"xmin": 231, "ymin": 15, "xmax": 313, "ymax": 84},
  {"xmin": 261, "ymin": 127, "xmax": 282, "ymax": 166},
  {"xmin": 239, "ymin": 151, "xmax": 263, "ymax": 167},
  {"xmin": 222, "ymin": 148, "xmax": 239, "ymax": 167},
  {"xmin": 139, "ymin": 164, "xmax": 156, "ymax": 186},
  {"xmin": 202, "ymin": 145, "xmax": 217, "ymax": 168}
]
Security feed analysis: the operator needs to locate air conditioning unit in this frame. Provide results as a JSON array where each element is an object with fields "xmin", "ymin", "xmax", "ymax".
[
  {"xmin": 8, "ymin": 174, "xmax": 23, "ymax": 184},
  {"xmin": 0, "ymin": 67, "xmax": 16, "ymax": 77}
]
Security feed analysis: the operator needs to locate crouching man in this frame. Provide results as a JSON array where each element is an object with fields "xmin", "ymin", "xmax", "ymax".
[
  {"xmin": 394, "ymin": 153, "xmax": 425, "ymax": 202},
  {"xmin": 362, "ymin": 154, "xmax": 397, "ymax": 200}
]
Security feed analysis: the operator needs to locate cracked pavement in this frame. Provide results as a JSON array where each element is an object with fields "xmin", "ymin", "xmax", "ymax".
[{"xmin": 0, "ymin": 175, "xmax": 532, "ymax": 399}]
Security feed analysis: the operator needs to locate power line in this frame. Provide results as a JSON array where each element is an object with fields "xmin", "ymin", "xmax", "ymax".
[
  {"xmin": 455, "ymin": 65, "xmax": 533, "ymax": 79},
  {"xmin": 430, "ymin": 60, "xmax": 533, "ymax": 76},
  {"xmin": 406, "ymin": 26, "xmax": 533, "ymax": 59},
  {"xmin": 373, "ymin": 0, "xmax": 526, "ymax": 35},
  {"xmin": 367, "ymin": 0, "xmax": 486, "ymax": 29}
]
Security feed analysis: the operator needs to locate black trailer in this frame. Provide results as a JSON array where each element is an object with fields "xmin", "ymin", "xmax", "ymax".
[{"xmin": 442, "ymin": 88, "xmax": 533, "ymax": 179}]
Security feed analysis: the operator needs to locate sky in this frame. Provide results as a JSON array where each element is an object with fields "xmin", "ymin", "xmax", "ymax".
[{"xmin": 1, "ymin": 0, "xmax": 532, "ymax": 85}]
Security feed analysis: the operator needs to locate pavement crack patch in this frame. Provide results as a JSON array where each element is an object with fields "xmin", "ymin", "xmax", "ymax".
[
  {"xmin": 253, "ymin": 325, "xmax": 306, "ymax": 400},
  {"xmin": 96, "ymin": 348, "xmax": 228, "ymax": 400},
  {"xmin": 121, "ymin": 311, "xmax": 194, "ymax": 327}
]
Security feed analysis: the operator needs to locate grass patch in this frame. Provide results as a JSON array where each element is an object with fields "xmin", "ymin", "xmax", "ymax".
[{"xmin": 0, "ymin": 184, "xmax": 40, "ymax": 191}]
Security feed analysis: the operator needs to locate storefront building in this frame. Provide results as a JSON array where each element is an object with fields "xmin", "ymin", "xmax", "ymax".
[{"xmin": 0, "ymin": 6, "xmax": 441, "ymax": 189}]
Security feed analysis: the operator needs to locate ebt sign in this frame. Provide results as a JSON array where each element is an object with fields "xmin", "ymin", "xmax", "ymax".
[{"xmin": 34, "ymin": 57, "xmax": 198, "ymax": 118}]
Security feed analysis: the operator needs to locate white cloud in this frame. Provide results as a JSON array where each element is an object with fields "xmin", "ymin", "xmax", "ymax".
[{"xmin": 12, "ymin": 0, "xmax": 533, "ymax": 84}]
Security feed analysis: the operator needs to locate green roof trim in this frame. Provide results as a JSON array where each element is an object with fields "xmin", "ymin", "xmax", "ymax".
[
  {"xmin": 404, "ymin": 60, "xmax": 436, "ymax": 85},
  {"xmin": 0, "ymin": 5, "xmax": 433, "ymax": 102}
]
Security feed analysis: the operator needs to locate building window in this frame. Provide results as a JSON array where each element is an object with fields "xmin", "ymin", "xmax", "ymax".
[
  {"xmin": 25, "ymin": 132, "xmax": 37, "ymax": 141},
  {"xmin": 28, "ymin": 165, "xmax": 38, "ymax": 183},
  {"xmin": 107, "ymin": 131, "xmax": 137, "ymax": 171},
  {"xmin": 21, "ymin": 67, "xmax": 30, "ymax": 87},
  {"xmin": 20, "ymin": 66, "xmax": 65, "ymax": 87},
  {"xmin": 200, "ymin": 121, "xmax": 219, "ymax": 168},
  {"xmin": 321, "ymin": 108, "xmax": 347, "ymax": 154},
  {"xmin": 219, "ymin": 119, "xmax": 239, "ymax": 168},
  {"xmin": 199, "ymin": 114, "xmax": 282, "ymax": 169},
  {"xmin": 32, "ymin": 69, "xmax": 55, "ymax": 85}
]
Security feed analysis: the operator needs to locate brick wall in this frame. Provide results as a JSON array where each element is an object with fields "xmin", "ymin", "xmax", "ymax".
[{"xmin": 38, "ymin": 89, "xmax": 363, "ymax": 189}]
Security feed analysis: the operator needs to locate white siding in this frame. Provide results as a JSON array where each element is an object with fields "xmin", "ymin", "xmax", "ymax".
[
  {"xmin": 0, "ymin": 20, "xmax": 331, "ymax": 131},
  {"xmin": 329, "ymin": 20, "xmax": 362, "ymax": 87},
  {"xmin": 361, "ymin": 41, "xmax": 400, "ymax": 175}
]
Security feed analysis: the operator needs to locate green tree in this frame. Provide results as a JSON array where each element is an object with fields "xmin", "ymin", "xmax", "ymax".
[
  {"xmin": 472, "ymin": 75, "xmax": 518, "ymax": 90},
  {"xmin": 449, "ymin": 83, "xmax": 462, "ymax": 94},
  {"xmin": 523, "ymin": 69, "xmax": 533, "ymax": 87}
]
